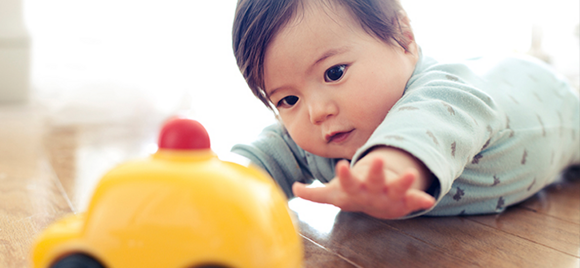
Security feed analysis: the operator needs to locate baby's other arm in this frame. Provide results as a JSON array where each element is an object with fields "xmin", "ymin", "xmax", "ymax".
[{"xmin": 293, "ymin": 146, "xmax": 436, "ymax": 219}]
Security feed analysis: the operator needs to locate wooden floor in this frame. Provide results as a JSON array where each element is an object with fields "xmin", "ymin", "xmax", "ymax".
[{"xmin": 1, "ymin": 105, "xmax": 579, "ymax": 268}]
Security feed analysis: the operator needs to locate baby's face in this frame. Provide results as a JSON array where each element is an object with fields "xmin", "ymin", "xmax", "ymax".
[{"xmin": 263, "ymin": 2, "xmax": 417, "ymax": 159}]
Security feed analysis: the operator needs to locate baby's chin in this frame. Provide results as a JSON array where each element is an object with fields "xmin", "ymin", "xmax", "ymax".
[{"xmin": 305, "ymin": 147, "xmax": 357, "ymax": 161}]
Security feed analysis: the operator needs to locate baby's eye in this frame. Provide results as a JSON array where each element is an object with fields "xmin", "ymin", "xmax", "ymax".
[
  {"xmin": 324, "ymin": 64, "xmax": 347, "ymax": 82},
  {"xmin": 277, "ymin": 95, "xmax": 299, "ymax": 108}
]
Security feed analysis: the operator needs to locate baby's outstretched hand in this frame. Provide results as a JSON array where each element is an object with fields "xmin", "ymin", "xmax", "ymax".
[{"xmin": 293, "ymin": 155, "xmax": 435, "ymax": 219}]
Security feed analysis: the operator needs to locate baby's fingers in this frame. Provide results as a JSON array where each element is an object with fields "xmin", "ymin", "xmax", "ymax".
[
  {"xmin": 293, "ymin": 182, "xmax": 335, "ymax": 205},
  {"xmin": 365, "ymin": 157, "xmax": 387, "ymax": 193},
  {"xmin": 388, "ymin": 170, "xmax": 416, "ymax": 200},
  {"xmin": 405, "ymin": 190, "xmax": 436, "ymax": 211},
  {"xmin": 336, "ymin": 160, "xmax": 360, "ymax": 195}
]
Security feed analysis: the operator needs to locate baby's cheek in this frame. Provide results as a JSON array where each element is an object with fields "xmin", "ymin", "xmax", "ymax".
[{"xmin": 286, "ymin": 125, "xmax": 317, "ymax": 151}]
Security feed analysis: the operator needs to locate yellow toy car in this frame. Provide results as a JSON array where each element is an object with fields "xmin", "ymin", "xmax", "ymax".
[{"xmin": 31, "ymin": 118, "xmax": 303, "ymax": 268}]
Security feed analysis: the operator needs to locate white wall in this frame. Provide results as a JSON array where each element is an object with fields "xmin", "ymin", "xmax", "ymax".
[
  {"xmin": 25, "ymin": 0, "xmax": 276, "ymax": 156},
  {"xmin": 402, "ymin": 0, "xmax": 579, "ymax": 87}
]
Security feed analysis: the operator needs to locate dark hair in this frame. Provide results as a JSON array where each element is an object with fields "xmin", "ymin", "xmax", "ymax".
[{"xmin": 232, "ymin": 0, "xmax": 410, "ymax": 110}]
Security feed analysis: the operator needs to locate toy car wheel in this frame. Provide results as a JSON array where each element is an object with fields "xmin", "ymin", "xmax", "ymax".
[
  {"xmin": 51, "ymin": 253, "xmax": 105, "ymax": 268},
  {"xmin": 191, "ymin": 265, "xmax": 230, "ymax": 268}
]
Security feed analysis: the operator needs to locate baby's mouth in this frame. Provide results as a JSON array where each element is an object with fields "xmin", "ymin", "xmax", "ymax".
[{"xmin": 326, "ymin": 130, "xmax": 354, "ymax": 144}]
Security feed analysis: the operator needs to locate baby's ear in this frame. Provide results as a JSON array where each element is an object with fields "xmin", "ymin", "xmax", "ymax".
[
  {"xmin": 394, "ymin": 9, "xmax": 418, "ymax": 56},
  {"xmin": 397, "ymin": 10, "xmax": 414, "ymax": 43}
]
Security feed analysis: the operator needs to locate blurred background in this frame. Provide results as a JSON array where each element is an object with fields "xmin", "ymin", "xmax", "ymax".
[{"xmin": 2, "ymin": 0, "xmax": 576, "ymax": 156}]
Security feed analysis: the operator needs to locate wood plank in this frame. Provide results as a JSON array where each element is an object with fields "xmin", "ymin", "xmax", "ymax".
[
  {"xmin": 302, "ymin": 235, "xmax": 358, "ymax": 268},
  {"xmin": 43, "ymin": 126, "xmax": 79, "ymax": 211},
  {"xmin": 517, "ymin": 177, "xmax": 580, "ymax": 224},
  {"xmin": 290, "ymin": 198, "xmax": 476, "ymax": 268},
  {"xmin": 382, "ymin": 213, "xmax": 579, "ymax": 268},
  {"xmin": 0, "ymin": 161, "xmax": 73, "ymax": 268},
  {"xmin": 466, "ymin": 205, "xmax": 580, "ymax": 257},
  {"xmin": 0, "ymin": 108, "xmax": 74, "ymax": 268}
]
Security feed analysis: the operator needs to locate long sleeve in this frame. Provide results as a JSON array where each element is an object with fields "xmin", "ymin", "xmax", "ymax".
[{"xmin": 231, "ymin": 123, "xmax": 337, "ymax": 198}]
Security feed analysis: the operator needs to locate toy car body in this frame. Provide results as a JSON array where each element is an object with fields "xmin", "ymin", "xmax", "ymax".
[{"xmin": 31, "ymin": 118, "xmax": 303, "ymax": 268}]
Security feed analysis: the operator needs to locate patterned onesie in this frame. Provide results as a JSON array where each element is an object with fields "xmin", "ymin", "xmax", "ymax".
[{"xmin": 232, "ymin": 52, "xmax": 580, "ymax": 218}]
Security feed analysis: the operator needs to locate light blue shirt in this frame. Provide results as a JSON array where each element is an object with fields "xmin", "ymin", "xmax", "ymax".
[{"xmin": 232, "ymin": 53, "xmax": 580, "ymax": 218}]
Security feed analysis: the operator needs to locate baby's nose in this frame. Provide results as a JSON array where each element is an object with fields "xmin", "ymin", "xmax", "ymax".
[{"xmin": 308, "ymin": 97, "xmax": 338, "ymax": 124}]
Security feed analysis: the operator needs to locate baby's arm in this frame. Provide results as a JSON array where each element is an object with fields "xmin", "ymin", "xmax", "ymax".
[{"xmin": 293, "ymin": 146, "xmax": 436, "ymax": 219}]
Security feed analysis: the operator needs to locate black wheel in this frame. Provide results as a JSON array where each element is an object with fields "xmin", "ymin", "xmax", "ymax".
[
  {"xmin": 51, "ymin": 253, "xmax": 105, "ymax": 268},
  {"xmin": 191, "ymin": 264, "xmax": 231, "ymax": 268}
]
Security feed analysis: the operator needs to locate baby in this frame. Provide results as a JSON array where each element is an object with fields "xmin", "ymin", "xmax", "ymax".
[{"xmin": 231, "ymin": 0, "xmax": 580, "ymax": 219}]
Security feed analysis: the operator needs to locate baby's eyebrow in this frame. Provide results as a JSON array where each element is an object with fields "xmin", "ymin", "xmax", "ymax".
[
  {"xmin": 314, "ymin": 46, "xmax": 351, "ymax": 66},
  {"xmin": 266, "ymin": 46, "xmax": 352, "ymax": 97}
]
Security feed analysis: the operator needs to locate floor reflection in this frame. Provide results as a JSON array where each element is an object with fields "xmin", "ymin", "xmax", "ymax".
[
  {"xmin": 43, "ymin": 122, "xmax": 159, "ymax": 212},
  {"xmin": 288, "ymin": 196, "xmax": 341, "ymax": 236}
]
